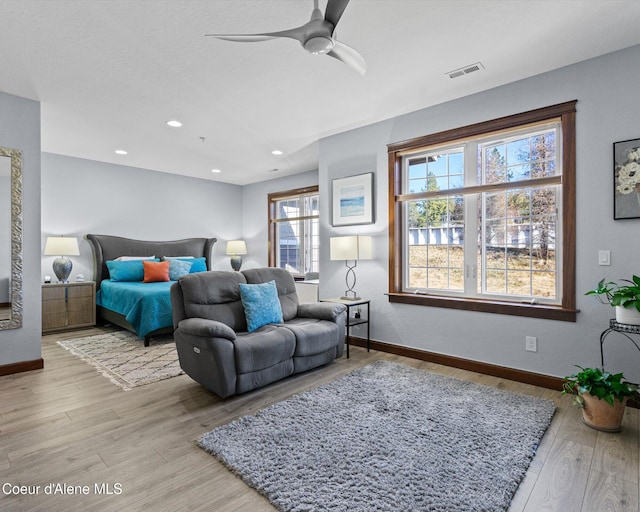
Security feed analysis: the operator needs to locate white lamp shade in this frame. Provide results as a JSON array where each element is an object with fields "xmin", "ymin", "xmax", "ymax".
[
  {"xmin": 44, "ymin": 236, "xmax": 80, "ymax": 256},
  {"xmin": 226, "ymin": 240, "xmax": 247, "ymax": 255},
  {"xmin": 330, "ymin": 235, "xmax": 372, "ymax": 261}
]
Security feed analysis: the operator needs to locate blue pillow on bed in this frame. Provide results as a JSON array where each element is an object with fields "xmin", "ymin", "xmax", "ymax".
[
  {"xmin": 169, "ymin": 259, "xmax": 193, "ymax": 280},
  {"xmin": 163, "ymin": 256, "xmax": 206, "ymax": 273},
  {"xmin": 239, "ymin": 280, "xmax": 283, "ymax": 333},
  {"xmin": 106, "ymin": 259, "xmax": 156, "ymax": 282},
  {"xmin": 181, "ymin": 257, "xmax": 206, "ymax": 273}
]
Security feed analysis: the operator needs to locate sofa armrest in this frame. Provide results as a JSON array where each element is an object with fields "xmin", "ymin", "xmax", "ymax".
[
  {"xmin": 177, "ymin": 318, "xmax": 237, "ymax": 341},
  {"xmin": 297, "ymin": 302, "xmax": 347, "ymax": 322}
]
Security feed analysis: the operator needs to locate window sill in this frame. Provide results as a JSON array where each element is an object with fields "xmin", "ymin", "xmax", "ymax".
[{"xmin": 387, "ymin": 292, "xmax": 578, "ymax": 322}]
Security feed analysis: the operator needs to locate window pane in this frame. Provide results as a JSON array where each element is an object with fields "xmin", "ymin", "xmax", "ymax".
[
  {"xmin": 485, "ymin": 270, "xmax": 506, "ymax": 294},
  {"xmin": 483, "ymin": 128, "xmax": 558, "ymax": 184},
  {"xmin": 481, "ymin": 186, "xmax": 557, "ymax": 300},
  {"xmin": 408, "ymin": 266, "xmax": 426, "ymax": 289},
  {"xmin": 277, "ymin": 221, "xmax": 300, "ymax": 273},
  {"xmin": 506, "ymin": 270, "xmax": 531, "ymax": 296},
  {"xmin": 532, "ymin": 271, "xmax": 555, "ymax": 297},
  {"xmin": 406, "ymin": 195, "xmax": 464, "ymax": 293},
  {"xmin": 271, "ymin": 190, "xmax": 319, "ymax": 275},
  {"xmin": 399, "ymin": 118, "xmax": 564, "ymax": 306},
  {"xmin": 484, "ymin": 145, "xmax": 507, "ymax": 183},
  {"xmin": 276, "ymin": 198, "xmax": 299, "ymax": 219}
]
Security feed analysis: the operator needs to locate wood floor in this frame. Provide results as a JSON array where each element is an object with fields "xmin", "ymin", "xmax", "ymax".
[{"xmin": 1, "ymin": 327, "xmax": 638, "ymax": 512}]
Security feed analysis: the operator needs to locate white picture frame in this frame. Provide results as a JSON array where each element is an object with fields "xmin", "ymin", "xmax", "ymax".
[{"xmin": 332, "ymin": 172, "xmax": 374, "ymax": 226}]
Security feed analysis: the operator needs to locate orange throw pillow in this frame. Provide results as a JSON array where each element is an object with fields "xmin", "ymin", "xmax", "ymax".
[{"xmin": 143, "ymin": 260, "xmax": 170, "ymax": 283}]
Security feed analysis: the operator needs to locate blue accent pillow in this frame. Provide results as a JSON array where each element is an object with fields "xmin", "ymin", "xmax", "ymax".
[
  {"xmin": 169, "ymin": 257, "xmax": 206, "ymax": 273},
  {"xmin": 188, "ymin": 257, "xmax": 207, "ymax": 273},
  {"xmin": 169, "ymin": 259, "xmax": 193, "ymax": 280},
  {"xmin": 106, "ymin": 259, "xmax": 150, "ymax": 282},
  {"xmin": 239, "ymin": 280, "xmax": 283, "ymax": 333}
]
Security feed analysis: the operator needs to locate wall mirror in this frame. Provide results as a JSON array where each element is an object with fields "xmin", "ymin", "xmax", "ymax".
[{"xmin": 0, "ymin": 146, "xmax": 23, "ymax": 330}]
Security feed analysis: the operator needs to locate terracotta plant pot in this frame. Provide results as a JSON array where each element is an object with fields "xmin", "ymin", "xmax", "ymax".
[{"xmin": 581, "ymin": 393, "xmax": 627, "ymax": 432}]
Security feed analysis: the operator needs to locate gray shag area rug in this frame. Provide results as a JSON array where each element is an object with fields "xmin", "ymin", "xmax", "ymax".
[
  {"xmin": 57, "ymin": 330, "xmax": 182, "ymax": 391},
  {"xmin": 198, "ymin": 360, "xmax": 555, "ymax": 512}
]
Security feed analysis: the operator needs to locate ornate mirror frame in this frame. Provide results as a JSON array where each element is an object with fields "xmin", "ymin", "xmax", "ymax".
[{"xmin": 0, "ymin": 146, "xmax": 23, "ymax": 330}]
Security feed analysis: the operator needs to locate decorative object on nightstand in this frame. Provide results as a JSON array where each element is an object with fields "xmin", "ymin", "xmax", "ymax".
[
  {"xmin": 226, "ymin": 240, "xmax": 247, "ymax": 271},
  {"xmin": 44, "ymin": 236, "xmax": 80, "ymax": 283},
  {"xmin": 42, "ymin": 281, "xmax": 96, "ymax": 333},
  {"xmin": 330, "ymin": 235, "xmax": 372, "ymax": 300}
]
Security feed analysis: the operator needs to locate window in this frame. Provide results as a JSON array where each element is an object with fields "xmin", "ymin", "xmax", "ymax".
[
  {"xmin": 388, "ymin": 102, "xmax": 577, "ymax": 321},
  {"xmin": 268, "ymin": 186, "xmax": 319, "ymax": 277}
]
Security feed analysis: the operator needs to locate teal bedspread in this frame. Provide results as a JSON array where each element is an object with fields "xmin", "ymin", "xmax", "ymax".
[{"xmin": 97, "ymin": 281, "xmax": 173, "ymax": 338}]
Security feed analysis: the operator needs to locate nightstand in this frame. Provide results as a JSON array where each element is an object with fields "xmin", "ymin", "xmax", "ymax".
[
  {"xmin": 42, "ymin": 281, "xmax": 96, "ymax": 333},
  {"xmin": 321, "ymin": 298, "xmax": 370, "ymax": 358}
]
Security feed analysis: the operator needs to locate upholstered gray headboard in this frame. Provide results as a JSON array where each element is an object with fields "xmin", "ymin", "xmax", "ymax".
[{"xmin": 85, "ymin": 234, "xmax": 217, "ymax": 290}]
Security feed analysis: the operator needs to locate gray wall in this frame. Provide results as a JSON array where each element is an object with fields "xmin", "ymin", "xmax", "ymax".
[
  {"xmin": 318, "ymin": 44, "xmax": 640, "ymax": 383},
  {"xmin": 41, "ymin": 153, "xmax": 244, "ymax": 280},
  {"xmin": 0, "ymin": 91, "xmax": 41, "ymax": 366}
]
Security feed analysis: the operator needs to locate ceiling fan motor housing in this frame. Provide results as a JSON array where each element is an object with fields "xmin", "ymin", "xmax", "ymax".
[{"xmin": 304, "ymin": 35, "xmax": 334, "ymax": 54}]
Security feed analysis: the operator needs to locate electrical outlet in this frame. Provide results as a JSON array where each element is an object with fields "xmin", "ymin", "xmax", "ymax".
[{"xmin": 525, "ymin": 336, "xmax": 537, "ymax": 352}]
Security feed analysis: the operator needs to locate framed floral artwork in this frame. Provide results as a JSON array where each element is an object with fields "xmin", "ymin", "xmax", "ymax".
[
  {"xmin": 614, "ymin": 138, "xmax": 640, "ymax": 220},
  {"xmin": 332, "ymin": 172, "xmax": 374, "ymax": 226}
]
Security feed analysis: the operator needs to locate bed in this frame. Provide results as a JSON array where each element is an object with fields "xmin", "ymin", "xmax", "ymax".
[{"xmin": 85, "ymin": 234, "xmax": 217, "ymax": 345}]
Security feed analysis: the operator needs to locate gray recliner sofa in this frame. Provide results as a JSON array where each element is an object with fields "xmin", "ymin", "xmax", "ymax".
[{"xmin": 170, "ymin": 267, "xmax": 347, "ymax": 398}]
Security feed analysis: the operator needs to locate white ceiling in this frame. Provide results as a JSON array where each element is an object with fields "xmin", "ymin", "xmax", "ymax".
[{"xmin": 1, "ymin": 0, "xmax": 640, "ymax": 186}]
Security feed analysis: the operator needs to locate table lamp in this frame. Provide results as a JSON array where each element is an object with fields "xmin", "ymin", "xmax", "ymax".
[
  {"xmin": 44, "ymin": 236, "xmax": 80, "ymax": 283},
  {"xmin": 226, "ymin": 240, "xmax": 247, "ymax": 271},
  {"xmin": 330, "ymin": 235, "xmax": 372, "ymax": 300}
]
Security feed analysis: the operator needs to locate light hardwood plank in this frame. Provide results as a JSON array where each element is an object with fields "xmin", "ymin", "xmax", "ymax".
[{"xmin": 0, "ymin": 327, "xmax": 637, "ymax": 512}]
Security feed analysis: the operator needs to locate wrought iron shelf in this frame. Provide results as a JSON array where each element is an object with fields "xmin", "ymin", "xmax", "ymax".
[{"xmin": 599, "ymin": 319, "xmax": 640, "ymax": 368}]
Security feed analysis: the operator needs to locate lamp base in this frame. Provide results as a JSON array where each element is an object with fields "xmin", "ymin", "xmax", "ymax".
[
  {"xmin": 230, "ymin": 255, "xmax": 243, "ymax": 271},
  {"xmin": 52, "ymin": 257, "xmax": 73, "ymax": 283},
  {"xmin": 340, "ymin": 295, "xmax": 361, "ymax": 301}
]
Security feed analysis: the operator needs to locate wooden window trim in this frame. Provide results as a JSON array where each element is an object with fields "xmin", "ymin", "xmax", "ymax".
[
  {"xmin": 267, "ymin": 185, "xmax": 319, "ymax": 269},
  {"xmin": 387, "ymin": 101, "xmax": 578, "ymax": 321}
]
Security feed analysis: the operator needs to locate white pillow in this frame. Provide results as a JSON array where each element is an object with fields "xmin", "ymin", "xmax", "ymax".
[{"xmin": 115, "ymin": 256, "xmax": 155, "ymax": 261}]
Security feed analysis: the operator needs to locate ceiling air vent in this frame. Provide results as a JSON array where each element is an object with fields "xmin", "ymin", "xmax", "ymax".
[{"xmin": 447, "ymin": 62, "xmax": 484, "ymax": 79}]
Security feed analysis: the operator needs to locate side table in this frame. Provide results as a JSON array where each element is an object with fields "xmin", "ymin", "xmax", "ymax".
[
  {"xmin": 599, "ymin": 319, "xmax": 640, "ymax": 368},
  {"xmin": 42, "ymin": 281, "xmax": 96, "ymax": 333},
  {"xmin": 321, "ymin": 298, "xmax": 370, "ymax": 358}
]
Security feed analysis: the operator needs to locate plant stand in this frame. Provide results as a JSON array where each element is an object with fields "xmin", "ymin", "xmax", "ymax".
[{"xmin": 599, "ymin": 319, "xmax": 640, "ymax": 368}]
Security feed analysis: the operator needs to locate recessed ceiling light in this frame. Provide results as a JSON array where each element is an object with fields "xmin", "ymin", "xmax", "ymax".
[
  {"xmin": 166, "ymin": 120, "xmax": 182, "ymax": 127},
  {"xmin": 115, "ymin": 149, "xmax": 128, "ymax": 155},
  {"xmin": 272, "ymin": 150, "xmax": 283, "ymax": 156},
  {"xmin": 211, "ymin": 168, "xmax": 221, "ymax": 173}
]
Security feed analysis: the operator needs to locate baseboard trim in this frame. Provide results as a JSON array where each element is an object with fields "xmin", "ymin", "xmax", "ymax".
[
  {"xmin": 350, "ymin": 336, "xmax": 565, "ymax": 390},
  {"xmin": 0, "ymin": 358, "xmax": 44, "ymax": 376},
  {"xmin": 350, "ymin": 337, "xmax": 640, "ymax": 408}
]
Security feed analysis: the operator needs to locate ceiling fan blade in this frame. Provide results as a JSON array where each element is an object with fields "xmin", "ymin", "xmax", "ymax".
[
  {"xmin": 324, "ymin": 0, "xmax": 351, "ymax": 29},
  {"xmin": 205, "ymin": 27, "xmax": 306, "ymax": 44},
  {"xmin": 205, "ymin": 34, "xmax": 276, "ymax": 42},
  {"xmin": 327, "ymin": 40, "xmax": 366, "ymax": 75}
]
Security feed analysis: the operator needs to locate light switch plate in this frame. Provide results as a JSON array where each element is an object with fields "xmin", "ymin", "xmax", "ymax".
[{"xmin": 598, "ymin": 250, "xmax": 611, "ymax": 266}]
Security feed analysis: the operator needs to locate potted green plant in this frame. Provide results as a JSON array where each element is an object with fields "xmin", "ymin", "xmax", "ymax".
[
  {"xmin": 585, "ymin": 275, "xmax": 640, "ymax": 325},
  {"xmin": 562, "ymin": 366, "xmax": 638, "ymax": 432}
]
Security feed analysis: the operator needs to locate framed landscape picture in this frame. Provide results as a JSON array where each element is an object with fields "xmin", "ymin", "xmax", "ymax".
[
  {"xmin": 332, "ymin": 172, "xmax": 374, "ymax": 226},
  {"xmin": 614, "ymin": 138, "xmax": 640, "ymax": 220}
]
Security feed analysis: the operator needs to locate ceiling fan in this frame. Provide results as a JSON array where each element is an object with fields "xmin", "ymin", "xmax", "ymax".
[{"xmin": 205, "ymin": 0, "xmax": 366, "ymax": 75}]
